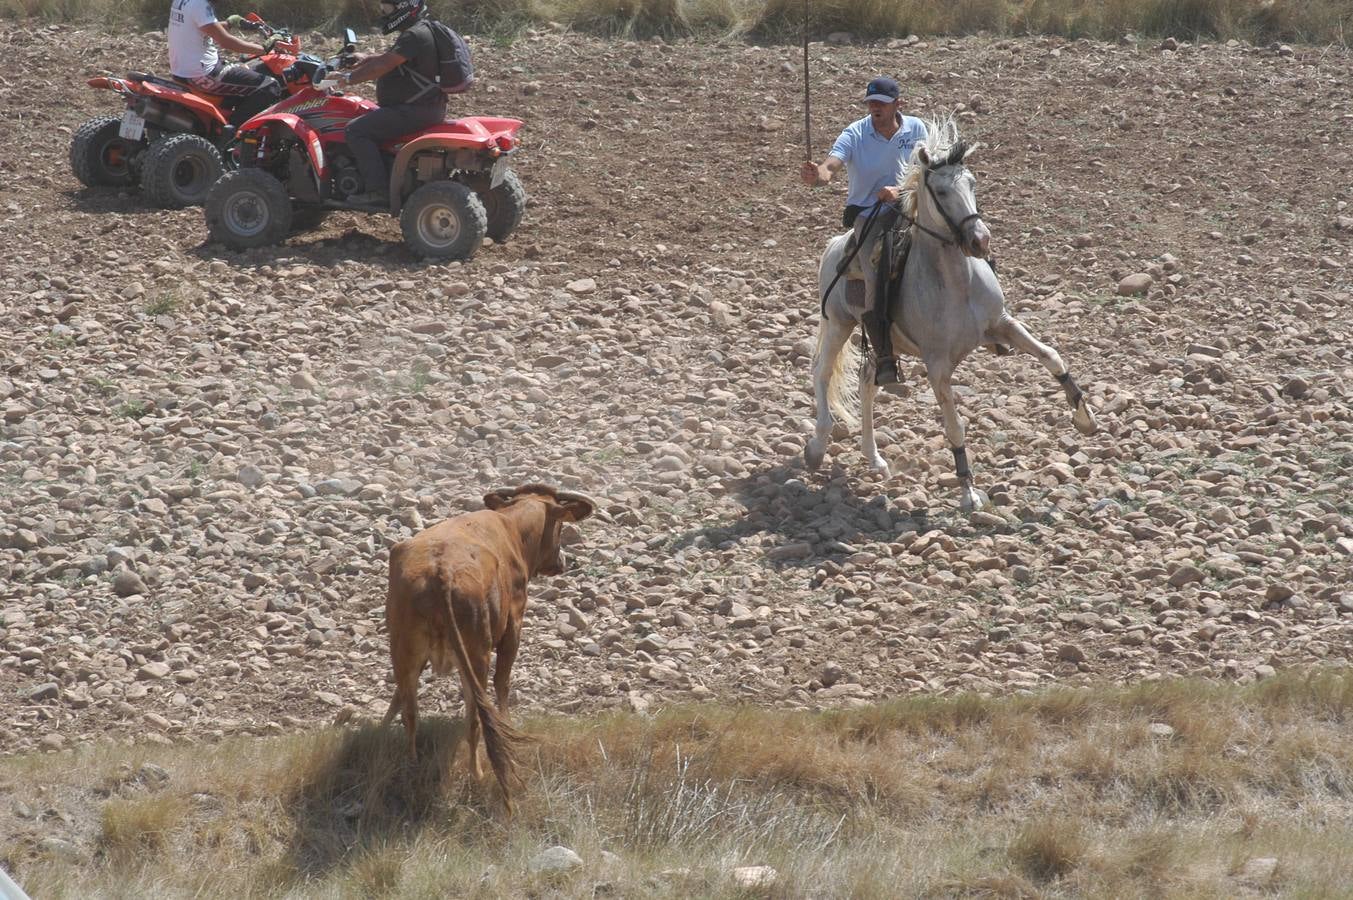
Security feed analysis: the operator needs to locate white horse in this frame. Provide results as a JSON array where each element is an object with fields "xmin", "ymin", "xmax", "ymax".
[{"xmin": 805, "ymin": 118, "xmax": 1097, "ymax": 512}]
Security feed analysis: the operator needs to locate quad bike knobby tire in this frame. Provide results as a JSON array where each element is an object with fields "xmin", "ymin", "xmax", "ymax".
[
  {"xmin": 463, "ymin": 170, "xmax": 526, "ymax": 243},
  {"xmin": 70, "ymin": 115, "xmax": 141, "ymax": 187},
  {"xmin": 400, "ymin": 181, "xmax": 487, "ymax": 261},
  {"xmin": 205, "ymin": 168, "xmax": 293, "ymax": 250},
  {"xmin": 141, "ymin": 133, "xmax": 223, "ymax": 209}
]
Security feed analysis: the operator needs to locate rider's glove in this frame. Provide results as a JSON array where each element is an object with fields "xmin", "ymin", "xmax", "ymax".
[{"xmin": 226, "ymin": 14, "xmax": 244, "ymax": 28}]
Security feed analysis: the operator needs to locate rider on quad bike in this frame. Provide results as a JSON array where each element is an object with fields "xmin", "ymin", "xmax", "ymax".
[
  {"xmin": 205, "ymin": 20, "xmax": 525, "ymax": 260},
  {"xmin": 169, "ymin": 2, "xmax": 285, "ymax": 127},
  {"xmin": 70, "ymin": 13, "xmax": 312, "ymax": 208},
  {"xmin": 336, "ymin": 0, "xmax": 472, "ymax": 208}
]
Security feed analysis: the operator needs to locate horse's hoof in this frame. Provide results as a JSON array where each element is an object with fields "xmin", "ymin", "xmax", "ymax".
[
  {"xmin": 804, "ymin": 441, "xmax": 826, "ymax": 472},
  {"xmin": 868, "ymin": 455, "xmax": 891, "ymax": 477},
  {"xmin": 1073, "ymin": 399, "xmax": 1098, "ymax": 436},
  {"xmin": 960, "ymin": 488, "xmax": 990, "ymax": 514}
]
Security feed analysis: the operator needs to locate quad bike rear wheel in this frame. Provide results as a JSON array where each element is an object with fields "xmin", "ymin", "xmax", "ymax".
[
  {"xmin": 463, "ymin": 170, "xmax": 526, "ymax": 244},
  {"xmin": 70, "ymin": 115, "xmax": 141, "ymax": 187},
  {"xmin": 205, "ymin": 168, "xmax": 293, "ymax": 250},
  {"xmin": 141, "ymin": 133, "xmax": 223, "ymax": 209},
  {"xmin": 400, "ymin": 181, "xmax": 487, "ymax": 261}
]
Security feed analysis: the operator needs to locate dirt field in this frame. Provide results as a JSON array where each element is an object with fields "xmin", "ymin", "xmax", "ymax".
[{"xmin": 0, "ymin": 22, "xmax": 1350, "ymax": 761}]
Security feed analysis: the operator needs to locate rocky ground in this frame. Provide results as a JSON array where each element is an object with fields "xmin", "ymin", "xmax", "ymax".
[{"xmin": 0, "ymin": 23, "xmax": 1350, "ymax": 757}]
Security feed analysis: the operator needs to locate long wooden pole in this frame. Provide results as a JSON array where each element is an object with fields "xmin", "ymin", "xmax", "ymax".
[{"xmin": 803, "ymin": 0, "xmax": 811, "ymax": 161}]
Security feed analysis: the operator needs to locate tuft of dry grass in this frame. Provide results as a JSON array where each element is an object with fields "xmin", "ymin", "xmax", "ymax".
[
  {"xmin": 1007, "ymin": 816, "xmax": 1088, "ymax": 882},
  {"xmin": 0, "ymin": 0, "xmax": 1347, "ymax": 44},
  {"xmin": 4, "ymin": 670, "xmax": 1353, "ymax": 898}
]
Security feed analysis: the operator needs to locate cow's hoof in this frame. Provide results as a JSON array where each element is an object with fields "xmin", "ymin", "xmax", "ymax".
[
  {"xmin": 1073, "ymin": 398, "xmax": 1098, "ymax": 435},
  {"xmin": 804, "ymin": 440, "xmax": 826, "ymax": 472},
  {"xmin": 960, "ymin": 487, "xmax": 990, "ymax": 514}
]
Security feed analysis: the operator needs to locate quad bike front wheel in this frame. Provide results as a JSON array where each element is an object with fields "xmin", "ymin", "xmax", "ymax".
[
  {"xmin": 70, "ymin": 115, "xmax": 142, "ymax": 187},
  {"xmin": 141, "ymin": 133, "xmax": 223, "ymax": 209},
  {"xmin": 400, "ymin": 181, "xmax": 487, "ymax": 261},
  {"xmin": 463, "ymin": 169, "xmax": 526, "ymax": 244},
  {"xmin": 205, "ymin": 168, "xmax": 292, "ymax": 250}
]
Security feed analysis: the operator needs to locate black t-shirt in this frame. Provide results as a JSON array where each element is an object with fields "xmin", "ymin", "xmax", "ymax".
[{"xmin": 376, "ymin": 20, "xmax": 440, "ymax": 107}]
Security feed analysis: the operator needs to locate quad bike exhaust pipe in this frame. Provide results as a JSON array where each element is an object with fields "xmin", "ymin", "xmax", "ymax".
[{"xmin": 134, "ymin": 98, "xmax": 196, "ymax": 134}]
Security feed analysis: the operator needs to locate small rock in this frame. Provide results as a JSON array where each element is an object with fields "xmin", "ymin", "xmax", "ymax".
[
  {"xmin": 1117, "ymin": 273, "xmax": 1154, "ymax": 296},
  {"xmin": 1057, "ymin": 644, "xmax": 1086, "ymax": 664},
  {"xmin": 731, "ymin": 866, "xmax": 778, "ymax": 889},
  {"xmin": 137, "ymin": 662, "xmax": 171, "ymax": 680},
  {"xmin": 28, "ymin": 683, "xmax": 60, "ymax": 703},
  {"xmin": 290, "ymin": 371, "xmax": 320, "ymax": 391},
  {"xmin": 565, "ymin": 278, "xmax": 596, "ymax": 294},
  {"xmin": 1148, "ymin": 722, "xmax": 1175, "ymax": 738},
  {"xmin": 528, "ymin": 845, "xmax": 584, "ymax": 877},
  {"xmin": 113, "ymin": 570, "xmax": 148, "ymax": 597}
]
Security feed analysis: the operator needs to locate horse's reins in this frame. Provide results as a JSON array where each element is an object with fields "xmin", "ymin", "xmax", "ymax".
[{"xmin": 819, "ymin": 174, "xmax": 985, "ymax": 317}]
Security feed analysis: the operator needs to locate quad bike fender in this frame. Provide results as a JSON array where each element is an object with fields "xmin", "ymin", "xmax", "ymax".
[
  {"xmin": 239, "ymin": 112, "xmax": 326, "ymax": 188},
  {"xmin": 133, "ymin": 81, "xmax": 229, "ymax": 128},
  {"xmin": 87, "ymin": 76, "xmax": 131, "ymax": 93},
  {"xmin": 387, "ymin": 120, "xmax": 522, "ymax": 211}
]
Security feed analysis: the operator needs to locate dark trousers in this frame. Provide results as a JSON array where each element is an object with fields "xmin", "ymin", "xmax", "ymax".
[
  {"xmin": 345, "ymin": 99, "xmax": 447, "ymax": 195},
  {"xmin": 847, "ymin": 204, "xmax": 900, "ymax": 364},
  {"xmin": 185, "ymin": 62, "xmax": 281, "ymax": 127}
]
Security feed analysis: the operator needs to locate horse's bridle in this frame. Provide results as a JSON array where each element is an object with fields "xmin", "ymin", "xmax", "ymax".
[{"xmin": 912, "ymin": 167, "xmax": 983, "ymax": 248}]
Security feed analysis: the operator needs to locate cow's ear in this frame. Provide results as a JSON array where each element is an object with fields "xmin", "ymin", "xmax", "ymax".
[
  {"xmin": 558, "ymin": 497, "xmax": 595, "ymax": 522},
  {"xmin": 483, "ymin": 488, "xmax": 517, "ymax": 510}
]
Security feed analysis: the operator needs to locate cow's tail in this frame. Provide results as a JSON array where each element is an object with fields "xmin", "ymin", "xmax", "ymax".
[{"xmin": 444, "ymin": 588, "xmax": 524, "ymax": 809}]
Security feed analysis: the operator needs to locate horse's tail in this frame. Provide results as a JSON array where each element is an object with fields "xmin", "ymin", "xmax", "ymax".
[
  {"xmin": 817, "ymin": 233, "xmax": 862, "ymax": 429},
  {"xmin": 813, "ymin": 308, "xmax": 861, "ymax": 431}
]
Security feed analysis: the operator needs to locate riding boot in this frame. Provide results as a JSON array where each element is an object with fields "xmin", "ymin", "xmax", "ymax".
[
  {"xmin": 865, "ymin": 307, "xmax": 899, "ymax": 385},
  {"xmin": 869, "ymin": 220, "xmax": 900, "ymax": 386}
]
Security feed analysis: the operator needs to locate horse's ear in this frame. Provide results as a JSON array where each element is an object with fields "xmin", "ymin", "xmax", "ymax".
[
  {"xmin": 916, "ymin": 145, "xmax": 932, "ymax": 167},
  {"xmin": 963, "ymin": 142, "xmax": 980, "ymax": 161}
]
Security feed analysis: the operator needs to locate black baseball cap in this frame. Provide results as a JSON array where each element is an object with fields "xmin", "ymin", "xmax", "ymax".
[{"xmin": 864, "ymin": 77, "xmax": 900, "ymax": 103}]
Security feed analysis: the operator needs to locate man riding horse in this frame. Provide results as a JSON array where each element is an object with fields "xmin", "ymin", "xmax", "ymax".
[{"xmin": 800, "ymin": 77, "xmax": 928, "ymax": 386}]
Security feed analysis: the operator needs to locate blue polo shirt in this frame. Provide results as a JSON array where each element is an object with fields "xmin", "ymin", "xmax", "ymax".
[{"xmin": 828, "ymin": 114, "xmax": 929, "ymax": 209}]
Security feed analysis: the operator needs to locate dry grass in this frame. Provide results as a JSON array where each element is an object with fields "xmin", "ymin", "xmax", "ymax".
[
  {"xmin": 0, "ymin": 0, "xmax": 1347, "ymax": 44},
  {"xmin": 3, "ymin": 670, "xmax": 1353, "ymax": 898}
]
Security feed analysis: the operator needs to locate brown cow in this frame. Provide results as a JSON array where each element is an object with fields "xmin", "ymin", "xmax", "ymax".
[{"xmin": 382, "ymin": 484, "xmax": 596, "ymax": 810}]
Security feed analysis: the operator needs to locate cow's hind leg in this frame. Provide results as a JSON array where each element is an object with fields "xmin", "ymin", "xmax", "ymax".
[
  {"xmin": 927, "ymin": 363, "xmax": 988, "ymax": 513},
  {"xmin": 388, "ymin": 645, "xmax": 425, "ymax": 761},
  {"xmin": 493, "ymin": 624, "xmax": 520, "ymax": 716},
  {"xmin": 989, "ymin": 317, "xmax": 1098, "ymax": 435},
  {"xmin": 461, "ymin": 652, "xmax": 493, "ymax": 779}
]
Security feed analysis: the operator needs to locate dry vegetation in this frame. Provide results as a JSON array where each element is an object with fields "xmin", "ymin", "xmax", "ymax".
[
  {"xmin": 0, "ymin": 0, "xmax": 1348, "ymax": 44},
  {"xmin": 4, "ymin": 670, "xmax": 1353, "ymax": 897}
]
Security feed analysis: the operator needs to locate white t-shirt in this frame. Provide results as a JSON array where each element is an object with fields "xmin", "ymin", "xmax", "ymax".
[{"xmin": 167, "ymin": 0, "xmax": 219, "ymax": 79}]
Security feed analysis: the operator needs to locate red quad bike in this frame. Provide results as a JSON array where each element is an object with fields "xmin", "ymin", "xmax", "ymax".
[
  {"xmin": 204, "ymin": 36, "xmax": 525, "ymax": 261},
  {"xmin": 71, "ymin": 14, "xmax": 323, "ymax": 208}
]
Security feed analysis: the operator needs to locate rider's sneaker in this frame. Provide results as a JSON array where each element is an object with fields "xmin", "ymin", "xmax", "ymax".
[
  {"xmin": 346, "ymin": 190, "xmax": 388, "ymax": 209},
  {"xmin": 874, "ymin": 358, "xmax": 900, "ymax": 386}
]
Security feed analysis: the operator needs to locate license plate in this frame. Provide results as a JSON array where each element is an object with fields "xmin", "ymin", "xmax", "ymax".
[
  {"xmin": 490, "ymin": 155, "xmax": 509, "ymax": 189},
  {"xmin": 119, "ymin": 110, "xmax": 145, "ymax": 141}
]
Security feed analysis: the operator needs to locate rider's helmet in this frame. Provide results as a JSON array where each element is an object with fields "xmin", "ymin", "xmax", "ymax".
[{"xmin": 379, "ymin": 0, "xmax": 426, "ymax": 34}]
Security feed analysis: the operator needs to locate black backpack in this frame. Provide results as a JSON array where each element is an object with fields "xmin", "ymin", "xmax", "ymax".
[{"xmin": 406, "ymin": 20, "xmax": 475, "ymax": 100}]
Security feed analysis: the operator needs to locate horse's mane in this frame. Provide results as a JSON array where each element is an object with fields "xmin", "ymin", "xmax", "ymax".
[{"xmin": 898, "ymin": 114, "xmax": 964, "ymax": 218}]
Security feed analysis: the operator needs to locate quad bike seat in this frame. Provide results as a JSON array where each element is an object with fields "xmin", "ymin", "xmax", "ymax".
[{"xmin": 126, "ymin": 71, "xmax": 190, "ymax": 92}]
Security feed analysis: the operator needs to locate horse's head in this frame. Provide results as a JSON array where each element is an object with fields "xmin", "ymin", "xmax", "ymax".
[{"xmin": 916, "ymin": 141, "xmax": 990, "ymax": 260}]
